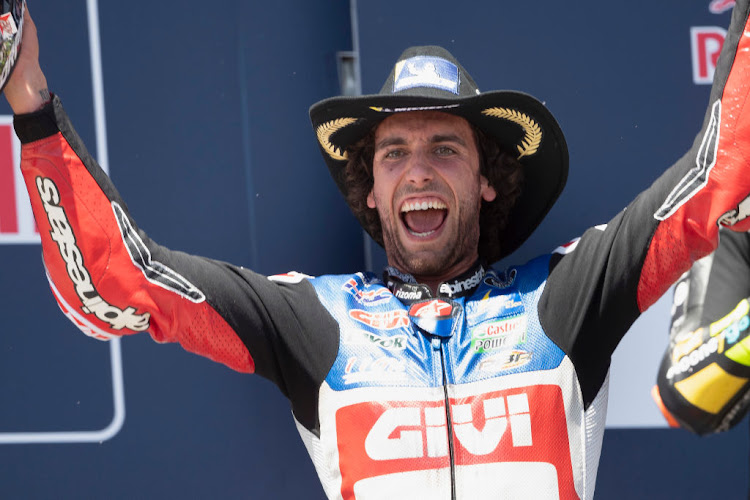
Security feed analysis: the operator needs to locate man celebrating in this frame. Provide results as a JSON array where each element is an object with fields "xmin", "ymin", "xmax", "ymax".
[{"xmin": 5, "ymin": 2, "xmax": 750, "ymax": 499}]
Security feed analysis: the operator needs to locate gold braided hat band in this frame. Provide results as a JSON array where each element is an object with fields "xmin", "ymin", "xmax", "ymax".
[
  {"xmin": 481, "ymin": 108, "xmax": 542, "ymax": 159},
  {"xmin": 316, "ymin": 118, "xmax": 357, "ymax": 161},
  {"xmin": 316, "ymin": 107, "xmax": 542, "ymax": 162}
]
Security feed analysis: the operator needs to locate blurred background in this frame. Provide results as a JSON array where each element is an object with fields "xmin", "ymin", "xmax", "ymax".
[{"xmin": 0, "ymin": 0, "xmax": 745, "ymax": 497}]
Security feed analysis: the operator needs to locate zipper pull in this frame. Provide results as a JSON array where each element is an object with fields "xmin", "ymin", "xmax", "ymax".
[{"xmin": 431, "ymin": 336, "xmax": 441, "ymax": 351}]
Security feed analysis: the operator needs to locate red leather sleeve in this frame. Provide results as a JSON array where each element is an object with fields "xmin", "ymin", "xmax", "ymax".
[
  {"xmin": 637, "ymin": 6, "xmax": 750, "ymax": 312},
  {"xmin": 18, "ymin": 100, "xmax": 255, "ymax": 374}
]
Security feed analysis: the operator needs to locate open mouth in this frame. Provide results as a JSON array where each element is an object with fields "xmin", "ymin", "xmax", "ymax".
[{"xmin": 400, "ymin": 199, "xmax": 448, "ymax": 237}]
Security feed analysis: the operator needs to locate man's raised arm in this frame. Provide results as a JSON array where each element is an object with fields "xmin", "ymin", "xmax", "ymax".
[
  {"xmin": 0, "ymin": 5, "xmax": 341, "ymax": 402},
  {"xmin": 4, "ymin": 9, "xmax": 49, "ymax": 114}
]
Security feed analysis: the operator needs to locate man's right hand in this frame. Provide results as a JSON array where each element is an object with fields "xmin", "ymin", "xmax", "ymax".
[{"xmin": 4, "ymin": 7, "xmax": 49, "ymax": 115}]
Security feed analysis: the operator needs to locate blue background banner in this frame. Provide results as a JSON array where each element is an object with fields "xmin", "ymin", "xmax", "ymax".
[{"xmin": 0, "ymin": 1, "xmax": 745, "ymax": 498}]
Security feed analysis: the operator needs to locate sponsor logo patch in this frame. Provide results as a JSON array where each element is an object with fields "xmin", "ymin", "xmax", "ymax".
[
  {"xmin": 671, "ymin": 327, "xmax": 707, "ymax": 365},
  {"xmin": 667, "ymin": 333, "xmax": 720, "ymax": 379},
  {"xmin": 47, "ymin": 274, "xmax": 117, "ymax": 341},
  {"xmin": 718, "ymin": 194, "xmax": 750, "ymax": 227},
  {"xmin": 350, "ymin": 309, "xmax": 410, "ymax": 330},
  {"xmin": 393, "ymin": 283, "xmax": 428, "ymax": 302},
  {"xmin": 438, "ymin": 266, "xmax": 484, "ymax": 297},
  {"xmin": 36, "ymin": 177, "xmax": 150, "ymax": 332},
  {"xmin": 393, "ymin": 56, "xmax": 460, "ymax": 95},
  {"xmin": 0, "ymin": 11, "xmax": 20, "ymax": 88},
  {"xmin": 710, "ymin": 298, "xmax": 750, "ymax": 334},
  {"xmin": 370, "ymin": 104, "xmax": 461, "ymax": 114},
  {"xmin": 408, "ymin": 299, "xmax": 458, "ymax": 338},
  {"xmin": 479, "ymin": 350, "xmax": 532, "ymax": 372},
  {"xmin": 342, "ymin": 329, "xmax": 408, "ymax": 351},
  {"xmin": 335, "ymin": 385, "xmax": 577, "ymax": 499},
  {"xmin": 343, "ymin": 355, "xmax": 407, "ymax": 384},
  {"xmin": 0, "ymin": 12, "xmax": 18, "ymax": 40},
  {"xmin": 722, "ymin": 313, "xmax": 750, "ymax": 345},
  {"xmin": 667, "ymin": 300, "xmax": 750, "ymax": 379},
  {"xmin": 471, "ymin": 315, "xmax": 527, "ymax": 353},
  {"xmin": 343, "ymin": 276, "xmax": 392, "ymax": 306},
  {"xmin": 409, "ymin": 299, "xmax": 453, "ymax": 319}
]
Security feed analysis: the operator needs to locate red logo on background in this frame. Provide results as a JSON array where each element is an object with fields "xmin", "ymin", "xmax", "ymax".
[
  {"xmin": 709, "ymin": 0, "xmax": 735, "ymax": 14},
  {"xmin": 335, "ymin": 385, "xmax": 577, "ymax": 498},
  {"xmin": 408, "ymin": 299, "xmax": 452, "ymax": 318},
  {"xmin": 349, "ymin": 309, "xmax": 410, "ymax": 330},
  {"xmin": 691, "ymin": 26, "xmax": 727, "ymax": 84},
  {"xmin": 0, "ymin": 118, "xmax": 37, "ymax": 243}
]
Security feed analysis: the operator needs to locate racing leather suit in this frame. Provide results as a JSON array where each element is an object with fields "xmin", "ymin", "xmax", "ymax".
[
  {"xmin": 13, "ymin": 3, "xmax": 750, "ymax": 498},
  {"xmin": 655, "ymin": 229, "xmax": 750, "ymax": 435}
]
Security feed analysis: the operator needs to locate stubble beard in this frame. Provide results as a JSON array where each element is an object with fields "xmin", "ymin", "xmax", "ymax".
[{"xmin": 380, "ymin": 197, "xmax": 482, "ymax": 279}]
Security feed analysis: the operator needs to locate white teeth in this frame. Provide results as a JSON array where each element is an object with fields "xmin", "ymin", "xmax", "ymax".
[
  {"xmin": 401, "ymin": 200, "xmax": 447, "ymax": 212},
  {"xmin": 407, "ymin": 229, "xmax": 436, "ymax": 237}
]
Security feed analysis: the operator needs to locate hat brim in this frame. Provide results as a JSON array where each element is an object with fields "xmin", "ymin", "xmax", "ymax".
[{"xmin": 310, "ymin": 89, "xmax": 568, "ymax": 263}]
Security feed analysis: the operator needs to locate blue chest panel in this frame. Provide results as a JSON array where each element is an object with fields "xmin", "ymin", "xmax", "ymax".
[{"xmin": 310, "ymin": 256, "xmax": 565, "ymax": 392}]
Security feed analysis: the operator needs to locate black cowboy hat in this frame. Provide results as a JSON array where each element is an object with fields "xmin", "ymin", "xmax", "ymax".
[{"xmin": 309, "ymin": 45, "xmax": 568, "ymax": 263}]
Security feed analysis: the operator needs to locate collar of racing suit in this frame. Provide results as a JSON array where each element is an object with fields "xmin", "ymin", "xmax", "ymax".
[{"xmin": 384, "ymin": 260, "xmax": 487, "ymax": 305}]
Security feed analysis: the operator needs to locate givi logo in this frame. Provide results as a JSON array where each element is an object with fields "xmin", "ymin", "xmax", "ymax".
[
  {"xmin": 335, "ymin": 385, "xmax": 577, "ymax": 498},
  {"xmin": 0, "ymin": 117, "xmax": 37, "ymax": 243},
  {"xmin": 364, "ymin": 393, "xmax": 531, "ymax": 460}
]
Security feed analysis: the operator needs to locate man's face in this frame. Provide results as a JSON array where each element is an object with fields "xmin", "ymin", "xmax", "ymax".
[{"xmin": 367, "ymin": 111, "xmax": 496, "ymax": 279}]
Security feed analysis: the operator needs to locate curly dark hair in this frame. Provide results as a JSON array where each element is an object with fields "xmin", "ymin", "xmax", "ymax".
[{"xmin": 343, "ymin": 121, "xmax": 524, "ymax": 263}]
